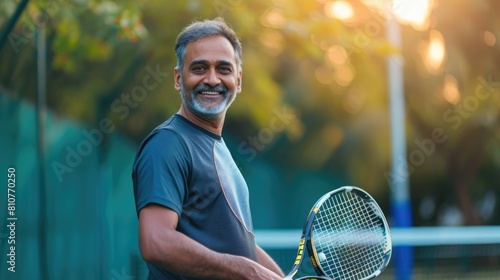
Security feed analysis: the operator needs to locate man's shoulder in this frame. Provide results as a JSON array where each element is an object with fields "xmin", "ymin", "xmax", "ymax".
[
  {"xmin": 133, "ymin": 115, "xmax": 189, "ymax": 157},
  {"xmin": 154, "ymin": 114, "xmax": 179, "ymax": 129},
  {"xmin": 135, "ymin": 114, "xmax": 217, "ymax": 159},
  {"xmin": 153, "ymin": 114, "xmax": 201, "ymax": 136}
]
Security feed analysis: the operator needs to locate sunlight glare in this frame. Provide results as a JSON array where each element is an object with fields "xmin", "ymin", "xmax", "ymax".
[
  {"xmin": 484, "ymin": 31, "xmax": 496, "ymax": 46},
  {"xmin": 261, "ymin": 7, "xmax": 286, "ymax": 28},
  {"xmin": 326, "ymin": 45, "xmax": 348, "ymax": 66},
  {"xmin": 325, "ymin": 1, "xmax": 355, "ymax": 22},
  {"xmin": 442, "ymin": 75, "xmax": 460, "ymax": 105},
  {"xmin": 420, "ymin": 29, "xmax": 446, "ymax": 74},
  {"xmin": 392, "ymin": 0, "xmax": 432, "ymax": 30}
]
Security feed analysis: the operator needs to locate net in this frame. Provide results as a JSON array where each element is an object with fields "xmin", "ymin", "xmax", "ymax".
[{"xmin": 255, "ymin": 226, "xmax": 500, "ymax": 280}]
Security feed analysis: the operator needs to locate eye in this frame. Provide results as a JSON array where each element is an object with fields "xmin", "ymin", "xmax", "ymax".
[
  {"xmin": 191, "ymin": 65, "xmax": 206, "ymax": 73},
  {"xmin": 218, "ymin": 66, "xmax": 232, "ymax": 74}
]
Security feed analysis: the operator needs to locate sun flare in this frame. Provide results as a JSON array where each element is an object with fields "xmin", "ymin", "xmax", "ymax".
[
  {"xmin": 392, "ymin": 0, "xmax": 432, "ymax": 29},
  {"xmin": 325, "ymin": 1, "xmax": 355, "ymax": 21}
]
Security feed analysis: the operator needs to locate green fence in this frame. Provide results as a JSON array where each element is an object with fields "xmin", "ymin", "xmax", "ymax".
[
  {"xmin": 4, "ymin": 91, "xmax": 498, "ymax": 280},
  {"xmin": 0, "ymin": 92, "xmax": 141, "ymax": 280}
]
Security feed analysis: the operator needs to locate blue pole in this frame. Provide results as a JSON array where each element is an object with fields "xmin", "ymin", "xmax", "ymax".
[{"xmin": 386, "ymin": 14, "xmax": 414, "ymax": 280}]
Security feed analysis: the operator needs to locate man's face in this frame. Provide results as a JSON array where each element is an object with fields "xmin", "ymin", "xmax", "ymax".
[{"xmin": 174, "ymin": 35, "xmax": 242, "ymax": 121}]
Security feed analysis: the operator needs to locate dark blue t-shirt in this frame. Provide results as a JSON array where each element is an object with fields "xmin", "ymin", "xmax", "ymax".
[{"xmin": 132, "ymin": 114, "xmax": 257, "ymax": 279}]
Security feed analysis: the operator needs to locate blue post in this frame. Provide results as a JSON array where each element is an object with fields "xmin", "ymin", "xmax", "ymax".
[
  {"xmin": 391, "ymin": 200, "xmax": 414, "ymax": 280},
  {"xmin": 386, "ymin": 14, "xmax": 414, "ymax": 280}
]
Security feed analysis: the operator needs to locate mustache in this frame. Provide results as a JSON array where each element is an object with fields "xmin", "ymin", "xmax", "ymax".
[{"xmin": 193, "ymin": 84, "xmax": 228, "ymax": 94}]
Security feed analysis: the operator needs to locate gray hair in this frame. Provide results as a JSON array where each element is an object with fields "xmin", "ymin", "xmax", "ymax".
[{"xmin": 175, "ymin": 17, "xmax": 242, "ymax": 73}]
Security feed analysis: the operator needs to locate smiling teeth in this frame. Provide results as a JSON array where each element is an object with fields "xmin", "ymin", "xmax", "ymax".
[{"xmin": 201, "ymin": 91, "xmax": 219, "ymax": 95}]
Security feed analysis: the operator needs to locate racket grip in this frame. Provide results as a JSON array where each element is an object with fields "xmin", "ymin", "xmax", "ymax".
[
  {"xmin": 284, "ymin": 276, "xmax": 331, "ymax": 280},
  {"xmin": 295, "ymin": 277, "xmax": 332, "ymax": 280}
]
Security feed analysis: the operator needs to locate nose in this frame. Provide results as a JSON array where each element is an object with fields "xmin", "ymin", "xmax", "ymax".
[{"xmin": 205, "ymin": 68, "xmax": 221, "ymax": 86}]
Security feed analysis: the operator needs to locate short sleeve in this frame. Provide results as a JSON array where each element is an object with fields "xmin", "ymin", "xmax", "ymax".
[{"xmin": 132, "ymin": 129, "xmax": 191, "ymax": 216}]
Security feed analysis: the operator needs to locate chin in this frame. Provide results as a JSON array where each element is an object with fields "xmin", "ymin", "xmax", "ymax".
[
  {"xmin": 195, "ymin": 111, "xmax": 224, "ymax": 121},
  {"xmin": 193, "ymin": 103, "xmax": 228, "ymax": 119}
]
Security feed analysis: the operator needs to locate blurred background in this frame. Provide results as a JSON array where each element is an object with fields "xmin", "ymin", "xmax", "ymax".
[{"xmin": 0, "ymin": 0, "xmax": 499, "ymax": 279}]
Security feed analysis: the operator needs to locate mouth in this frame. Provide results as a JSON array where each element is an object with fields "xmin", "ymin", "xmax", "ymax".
[{"xmin": 199, "ymin": 90, "xmax": 222, "ymax": 96}]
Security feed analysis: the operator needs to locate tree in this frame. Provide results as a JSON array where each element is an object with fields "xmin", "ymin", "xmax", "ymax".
[{"xmin": 1, "ymin": 0, "xmax": 499, "ymax": 227}]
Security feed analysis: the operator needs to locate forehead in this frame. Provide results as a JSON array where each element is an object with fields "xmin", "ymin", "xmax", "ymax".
[{"xmin": 184, "ymin": 36, "xmax": 237, "ymax": 65}]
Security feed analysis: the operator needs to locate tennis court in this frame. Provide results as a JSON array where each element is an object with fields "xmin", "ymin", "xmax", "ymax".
[
  {"xmin": 256, "ymin": 227, "xmax": 500, "ymax": 280},
  {"xmin": 1, "ymin": 0, "xmax": 499, "ymax": 279}
]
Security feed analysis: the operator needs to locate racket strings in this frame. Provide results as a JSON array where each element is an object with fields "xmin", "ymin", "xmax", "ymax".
[{"xmin": 312, "ymin": 192, "xmax": 389, "ymax": 279}]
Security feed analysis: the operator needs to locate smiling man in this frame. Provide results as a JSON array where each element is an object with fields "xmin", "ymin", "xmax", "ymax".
[{"xmin": 132, "ymin": 18, "xmax": 285, "ymax": 280}]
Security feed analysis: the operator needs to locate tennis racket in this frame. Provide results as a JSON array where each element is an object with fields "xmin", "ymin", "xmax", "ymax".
[{"xmin": 283, "ymin": 186, "xmax": 392, "ymax": 280}]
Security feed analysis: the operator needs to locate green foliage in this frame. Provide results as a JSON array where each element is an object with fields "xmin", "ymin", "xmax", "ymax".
[{"xmin": 1, "ymin": 0, "xmax": 499, "ymax": 227}]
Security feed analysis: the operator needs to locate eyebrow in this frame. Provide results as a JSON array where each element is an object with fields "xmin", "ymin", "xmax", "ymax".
[{"xmin": 189, "ymin": 59, "xmax": 234, "ymax": 68}]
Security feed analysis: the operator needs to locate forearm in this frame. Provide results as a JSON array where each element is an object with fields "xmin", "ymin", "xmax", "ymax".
[
  {"xmin": 144, "ymin": 231, "xmax": 231, "ymax": 279},
  {"xmin": 139, "ymin": 205, "xmax": 282, "ymax": 279},
  {"xmin": 142, "ymin": 228, "xmax": 279, "ymax": 279},
  {"xmin": 256, "ymin": 245, "xmax": 285, "ymax": 277}
]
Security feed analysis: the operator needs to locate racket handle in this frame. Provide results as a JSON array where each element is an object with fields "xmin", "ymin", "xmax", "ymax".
[{"xmin": 295, "ymin": 277, "xmax": 331, "ymax": 280}]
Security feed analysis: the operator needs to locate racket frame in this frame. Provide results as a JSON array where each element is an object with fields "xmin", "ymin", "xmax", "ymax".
[
  {"xmin": 284, "ymin": 186, "xmax": 392, "ymax": 280},
  {"xmin": 283, "ymin": 189, "xmax": 337, "ymax": 280}
]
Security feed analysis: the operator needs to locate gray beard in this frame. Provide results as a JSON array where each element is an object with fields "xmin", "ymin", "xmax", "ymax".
[{"xmin": 179, "ymin": 80, "xmax": 236, "ymax": 121}]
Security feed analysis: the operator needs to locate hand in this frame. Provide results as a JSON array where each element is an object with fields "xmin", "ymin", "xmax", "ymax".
[
  {"xmin": 245, "ymin": 266, "xmax": 283, "ymax": 280},
  {"xmin": 227, "ymin": 255, "xmax": 284, "ymax": 280}
]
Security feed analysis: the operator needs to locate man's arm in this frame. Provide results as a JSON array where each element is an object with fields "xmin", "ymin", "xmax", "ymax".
[
  {"xmin": 139, "ymin": 204, "xmax": 283, "ymax": 280},
  {"xmin": 256, "ymin": 245, "xmax": 285, "ymax": 277}
]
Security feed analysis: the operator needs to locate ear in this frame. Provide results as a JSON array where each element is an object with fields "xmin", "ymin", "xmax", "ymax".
[
  {"xmin": 174, "ymin": 67, "xmax": 181, "ymax": 91},
  {"xmin": 236, "ymin": 70, "xmax": 242, "ymax": 94}
]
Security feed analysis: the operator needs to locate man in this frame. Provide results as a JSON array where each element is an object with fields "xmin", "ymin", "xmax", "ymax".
[{"xmin": 132, "ymin": 18, "xmax": 285, "ymax": 280}]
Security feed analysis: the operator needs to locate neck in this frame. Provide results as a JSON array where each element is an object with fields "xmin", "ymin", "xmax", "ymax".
[{"xmin": 177, "ymin": 105, "xmax": 225, "ymax": 135}]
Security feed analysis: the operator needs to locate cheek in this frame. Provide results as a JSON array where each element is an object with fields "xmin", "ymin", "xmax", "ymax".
[
  {"xmin": 183, "ymin": 76, "xmax": 201, "ymax": 88},
  {"xmin": 223, "ymin": 76, "xmax": 239, "ymax": 89}
]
